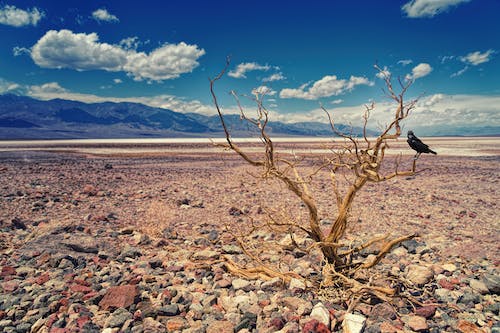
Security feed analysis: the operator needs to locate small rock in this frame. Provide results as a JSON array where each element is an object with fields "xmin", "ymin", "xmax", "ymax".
[
  {"xmin": 105, "ymin": 308, "xmax": 132, "ymax": 328},
  {"xmin": 99, "ymin": 285, "xmax": 138, "ymax": 310},
  {"xmin": 370, "ymin": 303, "xmax": 397, "ymax": 320},
  {"xmin": 414, "ymin": 305, "xmax": 436, "ymax": 319},
  {"xmin": 482, "ymin": 274, "xmax": 500, "ymax": 294},
  {"xmin": 402, "ymin": 315, "xmax": 428, "ymax": 332},
  {"xmin": 166, "ymin": 317, "xmax": 188, "ymax": 331},
  {"xmin": 206, "ymin": 320, "xmax": 235, "ymax": 333},
  {"xmin": 469, "ymin": 279, "xmax": 489, "ymax": 294},
  {"xmin": 406, "ymin": 265, "xmax": 434, "ymax": 286},
  {"xmin": 269, "ymin": 316, "xmax": 286, "ymax": 330},
  {"xmin": 303, "ymin": 319, "xmax": 331, "ymax": 333},
  {"xmin": 289, "ymin": 278, "xmax": 306, "ymax": 290},
  {"xmin": 342, "ymin": 313, "xmax": 366, "ymax": 333},
  {"xmin": 232, "ymin": 278, "xmax": 251, "ymax": 291},
  {"xmin": 158, "ymin": 304, "xmax": 179, "ymax": 316},
  {"xmin": 261, "ymin": 277, "xmax": 283, "ymax": 291},
  {"xmin": 456, "ymin": 319, "xmax": 484, "ymax": 333},
  {"xmin": 441, "ymin": 263, "xmax": 457, "ymax": 272},
  {"xmin": 192, "ymin": 249, "xmax": 219, "ymax": 260},
  {"xmin": 310, "ymin": 302, "xmax": 330, "ymax": 327},
  {"xmin": 235, "ymin": 312, "xmax": 257, "ymax": 332},
  {"xmin": 221, "ymin": 245, "xmax": 242, "ymax": 254},
  {"xmin": 142, "ymin": 317, "xmax": 166, "ymax": 332}
]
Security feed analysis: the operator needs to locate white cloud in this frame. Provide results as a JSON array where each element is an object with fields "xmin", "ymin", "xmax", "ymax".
[
  {"xmin": 113, "ymin": 78, "xmax": 122, "ymax": 84},
  {"xmin": 406, "ymin": 63, "xmax": 432, "ymax": 80},
  {"xmin": 440, "ymin": 55, "xmax": 455, "ymax": 63},
  {"xmin": 119, "ymin": 37, "xmax": 140, "ymax": 50},
  {"xmin": 29, "ymin": 30, "xmax": 205, "ymax": 81},
  {"xmin": 252, "ymin": 85, "xmax": 276, "ymax": 96},
  {"xmin": 25, "ymin": 81, "xmax": 217, "ymax": 115},
  {"xmin": 402, "ymin": 0, "xmax": 471, "ymax": 18},
  {"xmin": 451, "ymin": 66, "xmax": 468, "ymax": 77},
  {"xmin": 460, "ymin": 49, "xmax": 495, "ymax": 66},
  {"xmin": 228, "ymin": 62, "xmax": 270, "ymax": 79},
  {"xmin": 280, "ymin": 75, "xmax": 374, "ymax": 100},
  {"xmin": 262, "ymin": 72, "xmax": 286, "ymax": 82},
  {"xmin": 0, "ymin": 5, "xmax": 44, "ymax": 27},
  {"xmin": 12, "ymin": 46, "xmax": 30, "ymax": 56},
  {"xmin": 123, "ymin": 42, "xmax": 205, "ymax": 81},
  {"xmin": 331, "ymin": 99, "xmax": 343, "ymax": 105},
  {"xmin": 273, "ymin": 93, "xmax": 500, "ymax": 132},
  {"xmin": 0, "ymin": 78, "xmax": 21, "ymax": 93},
  {"xmin": 397, "ymin": 59, "xmax": 413, "ymax": 66},
  {"xmin": 91, "ymin": 8, "xmax": 119, "ymax": 23},
  {"xmin": 376, "ymin": 66, "xmax": 391, "ymax": 79}
]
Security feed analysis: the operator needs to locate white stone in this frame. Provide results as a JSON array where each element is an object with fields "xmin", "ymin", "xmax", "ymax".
[
  {"xmin": 289, "ymin": 278, "xmax": 306, "ymax": 290},
  {"xmin": 232, "ymin": 278, "xmax": 251, "ymax": 291},
  {"xmin": 310, "ymin": 302, "xmax": 330, "ymax": 327},
  {"xmin": 342, "ymin": 313, "xmax": 366, "ymax": 333},
  {"xmin": 441, "ymin": 263, "xmax": 458, "ymax": 272}
]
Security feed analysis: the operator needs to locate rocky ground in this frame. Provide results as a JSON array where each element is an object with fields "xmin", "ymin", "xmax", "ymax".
[{"xmin": 0, "ymin": 143, "xmax": 499, "ymax": 333}]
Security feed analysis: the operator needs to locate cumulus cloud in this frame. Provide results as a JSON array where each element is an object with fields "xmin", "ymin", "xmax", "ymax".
[
  {"xmin": 91, "ymin": 8, "xmax": 119, "ymax": 23},
  {"xmin": 228, "ymin": 62, "xmax": 270, "ymax": 79},
  {"xmin": 262, "ymin": 72, "xmax": 286, "ymax": 82},
  {"xmin": 460, "ymin": 49, "xmax": 495, "ymax": 66},
  {"xmin": 280, "ymin": 75, "xmax": 374, "ymax": 100},
  {"xmin": 402, "ymin": 0, "xmax": 471, "ymax": 18},
  {"xmin": 405, "ymin": 63, "xmax": 432, "ymax": 80},
  {"xmin": 0, "ymin": 5, "xmax": 44, "ymax": 27},
  {"xmin": 113, "ymin": 78, "xmax": 122, "ymax": 84},
  {"xmin": 29, "ymin": 30, "xmax": 205, "ymax": 81}
]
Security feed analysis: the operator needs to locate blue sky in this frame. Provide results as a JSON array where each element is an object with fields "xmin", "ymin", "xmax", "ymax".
[{"xmin": 0, "ymin": 0, "xmax": 499, "ymax": 134}]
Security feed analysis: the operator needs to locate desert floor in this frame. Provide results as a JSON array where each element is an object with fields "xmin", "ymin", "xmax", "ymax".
[{"xmin": 0, "ymin": 137, "xmax": 498, "ymax": 332}]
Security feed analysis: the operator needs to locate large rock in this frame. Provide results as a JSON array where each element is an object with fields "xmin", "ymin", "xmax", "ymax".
[{"xmin": 99, "ymin": 285, "xmax": 138, "ymax": 310}]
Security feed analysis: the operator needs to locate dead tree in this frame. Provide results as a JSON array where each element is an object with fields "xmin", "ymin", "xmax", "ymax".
[{"xmin": 209, "ymin": 59, "xmax": 423, "ymax": 300}]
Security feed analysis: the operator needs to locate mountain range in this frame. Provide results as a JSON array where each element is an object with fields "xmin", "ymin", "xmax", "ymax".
[{"xmin": 0, "ymin": 94, "xmax": 371, "ymax": 139}]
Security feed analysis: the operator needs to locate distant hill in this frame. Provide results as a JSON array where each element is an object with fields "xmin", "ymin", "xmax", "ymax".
[{"xmin": 0, "ymin": 94, "xmax": 372, "ymax": 139}]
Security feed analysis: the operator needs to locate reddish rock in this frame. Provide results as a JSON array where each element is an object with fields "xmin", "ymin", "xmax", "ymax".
[
  {"xmin": 302, "ymin": 319, "xmax": 331, "ymax": 333},
  {"xmin": 70, "ymin": 284, "xmax": 93, "ymax": 294},
  {"xmin": 379, "ymin": 321, "xmax": 401, "ymax": 333},
  {"xmin": 269, "ymin": 316, "xmax": 285, "ymax": 330},
  {"xmin": 35, "ymin": 272, "xmax": 50, "ymax": 285},
  {"xmin": 99, "ymin": 285, "xmax": 138, "ymax": 310},
  {"xmin": 414, "ymin": 305, "xmax": 436, "ymax": 318},
  {"xmin": 82, "ymin": 184, "xmax": 97, "ymax": 196},
  {"xmin": 216, "ymin": 278, "xmax": 232, "ymax": 288},
  {"xmin": 166, "ymin": 318, "xmax": 187, "ymax": 331},
  {"xmin": 438, "ymin": 278, "xmax": 456, "ymax": 290},
  {"xmin": 0, "ymin": 266, "xmax": 17, "ymax": 276},
  {"xmin": 456, "ymin": 320, "xmax": 485, "ymax": 333},
  {"xmin": 1, "ymin": 280, "xmax": 19, "ymax": 292},
  {"xmin": 404, "ymin": 315, "xmax": 428, "ymax": 332}
]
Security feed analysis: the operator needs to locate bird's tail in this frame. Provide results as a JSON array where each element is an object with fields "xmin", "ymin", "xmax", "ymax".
[{"xmin": 430, "ymin": 149, "xmax": 437, "ymax": 155}]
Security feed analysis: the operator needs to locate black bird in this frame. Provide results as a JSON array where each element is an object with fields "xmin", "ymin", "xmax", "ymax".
[{"xmin": 407, "ymin": 130, "xmax": 437, "ymax": 159}]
